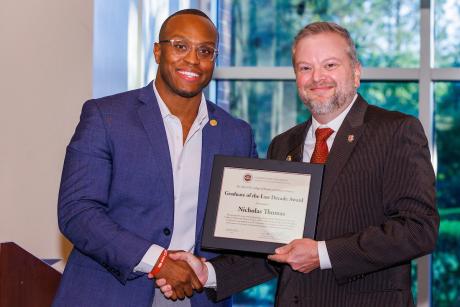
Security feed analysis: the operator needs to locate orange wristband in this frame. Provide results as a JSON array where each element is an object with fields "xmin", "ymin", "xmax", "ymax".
[{"xmin": 150, "ymin": 249, "xmax": 168, "ymax": 277}]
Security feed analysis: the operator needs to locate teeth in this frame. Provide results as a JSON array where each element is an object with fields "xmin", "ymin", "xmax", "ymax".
[{"xmin": 178, "ymin": 71, "xmax": 199, "ymax": 77}]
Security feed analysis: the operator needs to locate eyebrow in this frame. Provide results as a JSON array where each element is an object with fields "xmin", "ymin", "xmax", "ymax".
[
  {"xmin": 296, "ymin": 57, "xmax": 343, "ymax": 65},
  {"xmin": 322, "ymin": 57, "xmax": 342, "ymax": 62},
  {"xmin": 166, "ymin": 35, "xmax": 216, "ymax": 45}
]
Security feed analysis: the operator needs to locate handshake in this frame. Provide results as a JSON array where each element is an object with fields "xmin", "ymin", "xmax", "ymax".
[
  {"xmin": 148, "ymin": 238, "xmax": 320, "ymax": 300},
  {"xmin": 148, "ymin": 251, "xmax": 209, "ymax": 301}
]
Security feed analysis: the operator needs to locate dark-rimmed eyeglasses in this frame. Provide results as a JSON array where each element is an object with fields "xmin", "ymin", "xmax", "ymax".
[{"xmin": 158, "ymin": 39, "xmax": 218, "ymax": 61}]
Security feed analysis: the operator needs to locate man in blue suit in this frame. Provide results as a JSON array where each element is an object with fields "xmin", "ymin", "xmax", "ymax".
[{"xmin": 53, "ymin": 9, "xmax": 256, "ymax": 307}]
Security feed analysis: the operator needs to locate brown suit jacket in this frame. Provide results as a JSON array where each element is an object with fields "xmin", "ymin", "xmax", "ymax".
[{"xmin": 209, "ymin": 95, "xmax": 439, "ymax": 307}]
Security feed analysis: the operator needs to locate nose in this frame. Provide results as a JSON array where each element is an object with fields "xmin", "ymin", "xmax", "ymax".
[
  {"xmin": 312, "ymin": 67, "xmax": 325, "ymax": 82},
  {"xmin": 183, "ymin": 47, "xmax": 200, "ymax": 64}
]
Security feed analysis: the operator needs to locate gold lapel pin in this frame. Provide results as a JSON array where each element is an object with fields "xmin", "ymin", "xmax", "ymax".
[
  {"xmin": 210, "ymin": 119, "xmax": 218, "ymax": 126},
  {"xmin": 286, "ymin": 155, "xmax": 292, "ymax": 161},
  {"xmin": 347, "ymin": 134, "xmax": 355, "ymax": 143}
]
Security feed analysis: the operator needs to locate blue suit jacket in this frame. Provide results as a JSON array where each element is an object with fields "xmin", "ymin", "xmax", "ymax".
[{"xmin": 53, "ymin": 82, "xmax": 257, "ymax": 307}]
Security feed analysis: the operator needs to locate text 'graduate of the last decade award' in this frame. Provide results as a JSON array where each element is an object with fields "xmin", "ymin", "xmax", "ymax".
[{"xmin": 202, "ymin": 156, "xmax": 324, "ymax": 254}]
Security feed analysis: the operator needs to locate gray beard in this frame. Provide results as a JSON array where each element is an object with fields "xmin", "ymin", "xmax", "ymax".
[{"xmin": 303, "ymin": 87, "xmax": 356, "ymax": 115}]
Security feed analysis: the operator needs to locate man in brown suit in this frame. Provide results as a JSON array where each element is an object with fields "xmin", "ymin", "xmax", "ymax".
[{"xmin": 157, "ymin": 21, "xmax": 439, "ymax": 306}]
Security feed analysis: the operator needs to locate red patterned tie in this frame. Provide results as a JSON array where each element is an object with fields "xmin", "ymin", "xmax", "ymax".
[{"xmin": 310, "ymin": 128, "xmax": 334, "ymax": 164}]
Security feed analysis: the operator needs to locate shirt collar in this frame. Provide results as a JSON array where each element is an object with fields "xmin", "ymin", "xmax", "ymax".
[
  {"xmin": 153, "ymin": 82, "xmax": 208, "ymax": 124},
  {"xmin": 311, "ymin": 94, "xmax": 358, "ymax": 135}
]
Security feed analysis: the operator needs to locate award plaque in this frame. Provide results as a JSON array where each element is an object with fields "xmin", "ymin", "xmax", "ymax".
[{"xmin": 201, "ymin": 155, "xmax": 324, "ymax": 254}]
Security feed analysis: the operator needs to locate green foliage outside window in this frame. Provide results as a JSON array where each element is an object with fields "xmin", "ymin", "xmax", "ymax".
[
  {"xmin": 432, "ymin": 2, "xmax": 460, "ymax": 303},
  {"xmin": 435, "ymin": 0, "xmax": 460, "ymax": 67},
  {"xmin": 218, "ymin": 0, "xmax": 419, "ymax": 67},
  {"xmin": 433, "ymin": 82, "xmax": 460, "ymax": 306}
]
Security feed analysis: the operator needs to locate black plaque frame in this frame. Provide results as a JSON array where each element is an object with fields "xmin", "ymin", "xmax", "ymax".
[{"xmin": 201, "ymin": 155, "xmax": 324, "ymax": 254}]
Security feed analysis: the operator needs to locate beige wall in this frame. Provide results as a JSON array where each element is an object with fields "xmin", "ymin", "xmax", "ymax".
[{"xmin": 0, "ymin": 0, "xmax": 93, "ymax": 259}]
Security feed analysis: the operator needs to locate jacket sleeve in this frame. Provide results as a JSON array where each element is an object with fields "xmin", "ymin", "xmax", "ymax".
[
  {"xmin": 209, "ymin": 254, "xmax": 278, "ymax": 301},
  {"xmin": 57, "ymin": 100, "xmax": 151, "ymax": 284}
]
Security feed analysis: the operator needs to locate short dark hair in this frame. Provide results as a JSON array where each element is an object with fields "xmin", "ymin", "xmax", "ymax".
[
  {"xmin": 292, "ymin": 21, "xmax": 359, "ymax": 67},
  {"xmin": 159, "ymin": 9, "xmax": 217, "ymax": 41}
]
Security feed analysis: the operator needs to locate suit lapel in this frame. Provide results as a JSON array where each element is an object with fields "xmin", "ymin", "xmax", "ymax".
[
  {"xmin": 285, "ymin": 120, "xmax": 311, "ymax": 162},
  {"xmin": 320, "ymin": 95, "xmax": 368, "ymax": 207},
  {"xmin": 195, "ymin": 101, "xmax": 222, "ymax": 243},
  {"xmin": 136, "ymin": 82, "xmax": 174, "ymax": 206}
]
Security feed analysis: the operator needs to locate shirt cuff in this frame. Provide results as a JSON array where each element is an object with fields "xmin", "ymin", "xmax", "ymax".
[
  {"xmin": 133, "ymin": 244, "xmax": 164, "ymax": 273},
  {"xmin": 204, "ymin": 262, "xmax": 217, "ymax": 288},
  {"xmin": 318, "ymin": 240, "xmax": 332, "ymax": 269}
]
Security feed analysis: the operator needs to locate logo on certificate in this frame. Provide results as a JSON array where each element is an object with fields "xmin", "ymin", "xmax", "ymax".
[{"xmin": 243, "ymin": 174, "xmax": 252, "ymax": 182}]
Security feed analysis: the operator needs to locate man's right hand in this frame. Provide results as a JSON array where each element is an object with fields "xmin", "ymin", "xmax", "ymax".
[
  {"xmin": 155, "ymin": 252, "xmax": 209, "ymax": 299},
  {"xmin": 148, "ymin": 252, "xmax": 203, "ymax": 300}
]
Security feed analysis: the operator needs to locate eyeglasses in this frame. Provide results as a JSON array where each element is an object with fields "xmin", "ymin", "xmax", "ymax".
[{"xmin": 158, "ymin": 39, "xmax": 218, "ymax": 61}]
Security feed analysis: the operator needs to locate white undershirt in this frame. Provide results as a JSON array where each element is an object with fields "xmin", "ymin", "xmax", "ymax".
[
  {"xmin": 303, "ymin": 94, "xmax": 357, "ymax": 269},
  {"xmin": 134, "ymin": 83, "xmax": 208, "ymax": 273}
]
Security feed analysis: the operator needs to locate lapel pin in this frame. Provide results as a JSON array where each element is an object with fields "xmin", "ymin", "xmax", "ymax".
[
  {"xmin": 286, "ymin": 155, "xmax": 292, "ymax": 161},
  {"xmin": 347, "ymin": 134, "xmax": 355, "ymax": 143},
  {"xmin": 210, "ymin": 119, "xmax": 218, "ymax": 126}
]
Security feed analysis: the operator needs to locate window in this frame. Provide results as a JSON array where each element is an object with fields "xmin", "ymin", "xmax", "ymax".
[
  {"xmin": 433, "ymin": 82, "xmax": 460, "ymax": 306},
  {"xmin": 216, "ymin": 0, "xmax": 420, "ymax": 67},
  {"xmin": 434, "ymin": 0, "xmax": 460, "ymax": 68}
]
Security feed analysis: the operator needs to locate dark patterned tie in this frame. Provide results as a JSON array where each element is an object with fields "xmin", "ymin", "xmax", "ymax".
[{"xmin": 310, "ymin": 127, "xmax": 334, "ymax": 164}]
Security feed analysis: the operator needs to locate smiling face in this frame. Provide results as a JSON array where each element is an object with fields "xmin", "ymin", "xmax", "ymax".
[
  {"xmin": 154, "ymin": 14, "xmax": 217, "ymax": 100},
  {"xmin": 293, "ymin": 32, "xmax": 361, "ymax": 123}
]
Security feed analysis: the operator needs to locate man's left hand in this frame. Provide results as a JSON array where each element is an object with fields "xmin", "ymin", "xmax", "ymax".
[{"xmin": 268, "ymin": 238, "xmax": 320, "ymax": 273}]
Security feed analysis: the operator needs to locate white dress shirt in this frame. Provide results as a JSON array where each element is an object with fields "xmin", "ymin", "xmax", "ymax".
[
  {"xmin": 303, "ymin": 94, "xmax": 357, "ymax": 269},
  {"xmin": 134, "ymin": 83, "xmax": 208, "ymax": 273}
]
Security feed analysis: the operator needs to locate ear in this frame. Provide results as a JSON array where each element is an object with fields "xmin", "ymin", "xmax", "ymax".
[
  {"xmin": 153, "ymin": 43, "xmax": 161, "ymax": 64},
  {"xmin": 353, "ymin": 62, "xmax": 362, "ymax": 88}
]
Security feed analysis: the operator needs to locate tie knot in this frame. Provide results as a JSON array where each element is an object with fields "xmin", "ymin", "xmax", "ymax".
[{"xmin": 315, "ymin": 127, "xmax": 334, "ymax": 142}]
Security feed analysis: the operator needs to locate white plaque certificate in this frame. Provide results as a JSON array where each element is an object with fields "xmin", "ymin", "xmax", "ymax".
[
  {"xmin": 202, "ymin": 156, "xmax": 324, "ymax": 254},
  {"xmin": 214, "ymin": 167, "xmax": 310, "ymax": 244}
]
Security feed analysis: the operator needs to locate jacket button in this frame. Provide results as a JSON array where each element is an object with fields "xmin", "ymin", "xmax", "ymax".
[
  {"xmin": 163, "ymin": 228, "xmax": 171, "ymax": 236},
  {"xmin": 293, "ymin": 295, "xmax": 299, "ymax": 304}
]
